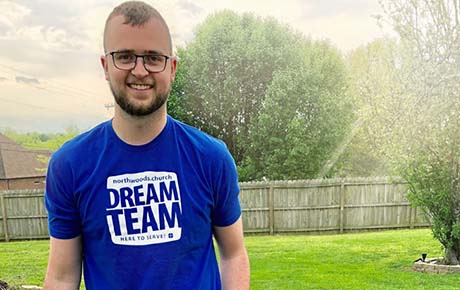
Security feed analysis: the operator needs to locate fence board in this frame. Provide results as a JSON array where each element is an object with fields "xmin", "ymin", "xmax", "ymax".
[{"xmin": 0, "ymin": 193, "xmax": 8, "ymax": 241}]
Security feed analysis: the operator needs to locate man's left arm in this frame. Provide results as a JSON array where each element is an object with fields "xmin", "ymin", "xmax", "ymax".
[{"xmin": 213, "ymin": 216, "xmax": 250, "ymax": 290}]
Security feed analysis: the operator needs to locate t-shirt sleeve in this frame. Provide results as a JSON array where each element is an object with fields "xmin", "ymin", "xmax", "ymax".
[
  {"xmin": 45, "ymin": 152, "xmax": 81, "ymax": 239},
  {"xmin": 211, "ymin": 144, "xmax": 242, "ymax": 227}
]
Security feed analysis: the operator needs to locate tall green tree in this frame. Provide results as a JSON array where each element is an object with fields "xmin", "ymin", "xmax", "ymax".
[
  {"xmin": 168, "ymin": 48, "xmax": 193, "ymax": 125},
  {"xmin": 172, "ymin": 10, "xmax": 304, "ymax": 163},
  {"xmin": 335, "ymin": 38, "xmax": 404, "ymax": 177},
  {"xmin": 378, "ymin": 0, "xmax": 460, "ymax": 264},
  {"xmin": 242, "ymin": 41, "xmax": 354, "ymax": 180}
]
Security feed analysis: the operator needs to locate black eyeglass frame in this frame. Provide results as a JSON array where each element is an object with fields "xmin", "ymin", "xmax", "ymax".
[{"xmin": 105, "ymin": 51, "xmax": 172, "ymax": 73}]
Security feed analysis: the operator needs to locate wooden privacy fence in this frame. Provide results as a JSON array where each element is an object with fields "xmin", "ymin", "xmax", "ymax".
[
  {"xmin": 239, "ymin": 177, "xmax": 430, "ymax": 235},
  {"xmin": 0, "ymin": 189, "xmax": 48, "ymax": 241},
  {"xmin": 0, "ymin": 177, "xmax": 430, "ymax": 241}
]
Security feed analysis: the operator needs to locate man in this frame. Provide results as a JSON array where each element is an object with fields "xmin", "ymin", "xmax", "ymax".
[{"xmin": 43, "ymin": 1, "xmax": 250, "ymax": 289}]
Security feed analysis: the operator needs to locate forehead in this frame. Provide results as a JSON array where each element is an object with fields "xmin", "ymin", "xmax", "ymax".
[{"xmin": 105, "ymin": 15, "xmax": 170, "ymax": 54}]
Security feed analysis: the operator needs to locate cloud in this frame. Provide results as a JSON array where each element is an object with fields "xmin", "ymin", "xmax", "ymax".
[
  {"xmin": 1, "ymin": 1, "xmax": 101, "ymax": 54},
  {"xmin": 0, "ymin": 1, "xmax": 30, "ymax": 34},
  {"xmin": 297, "ymin": 0, "xmax": 379, "ymax": 19},
  {"xmin": 177, "ymin": 0, "xmax": 205, "ymax": 15},
  {"xmin": 15, "ymin": 76, "xmax": 40, "ymax": 85},
  {"xmin": 291, "ymin": 0, "xmax": 386, "ymax": 51},
  {"xmin": 19, "ymin": 0, "xmax": 90, "ymax": 40}
]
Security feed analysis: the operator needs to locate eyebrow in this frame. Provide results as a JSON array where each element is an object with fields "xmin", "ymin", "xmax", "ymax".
[
  {"xmin": 115, "ymin": 49, "xmax": 165, "ymax": 55},
  {"xmin": 144, "ymin": 50, "xmax": 164, "ymax": 55}
]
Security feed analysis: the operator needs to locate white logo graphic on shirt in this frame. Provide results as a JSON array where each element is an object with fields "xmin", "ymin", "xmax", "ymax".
[{"xmin": 106, "ymin": 171, "xmax": 182, "ymax": 246}]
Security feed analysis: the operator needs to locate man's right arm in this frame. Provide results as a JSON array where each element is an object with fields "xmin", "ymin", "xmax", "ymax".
[{"xmin": 43, "ymin": 236, "xmax": 82, "ymax": 290}]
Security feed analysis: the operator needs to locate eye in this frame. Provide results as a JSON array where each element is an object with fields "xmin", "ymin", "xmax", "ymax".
[
  {"xmin": 115, "ymin": 52, "xmax": 135, "ymax": 63},
  {"xmin": 144, "ymin": 55, "xmax": 163, "ymax": 64}
]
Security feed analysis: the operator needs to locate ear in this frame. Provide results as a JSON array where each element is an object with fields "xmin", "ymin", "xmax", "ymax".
[
  {"xmin": 169, "ymin": 57, "xmax": 177, "ymax": 83},
  {"xmin": 101, "ymin": 55, "xmax": 109, "ymax": 81}
]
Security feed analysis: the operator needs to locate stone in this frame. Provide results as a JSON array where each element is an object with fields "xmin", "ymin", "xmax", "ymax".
[
  {"xmin": 436, "ymin": 265, "xmax": 450, "ymax": 274},
  {"xmin": 21, "ymin": 286, "xmax": 42, "ymax": 290},
  {"xmin": 448, "ymin": 265, "xmax": 460, "ymax": 274}
]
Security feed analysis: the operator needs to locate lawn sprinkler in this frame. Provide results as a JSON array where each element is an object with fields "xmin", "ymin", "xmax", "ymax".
[{"xmin": 421, "ymin": 253, "xmax": 427, "ymax": 262}]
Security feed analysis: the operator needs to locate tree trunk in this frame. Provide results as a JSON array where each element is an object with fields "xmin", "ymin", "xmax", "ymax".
[{"xmin": 444, "ymin": 246, "xmax": 460, "ymax": 265}]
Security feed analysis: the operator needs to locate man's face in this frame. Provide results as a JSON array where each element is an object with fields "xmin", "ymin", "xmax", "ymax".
[{"xmin": 101, "ymin": 15, "xmax": 176, "ymax": 117}]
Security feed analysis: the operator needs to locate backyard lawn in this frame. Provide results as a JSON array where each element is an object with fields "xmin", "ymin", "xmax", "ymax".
[{"xmin": 1, "ymin": 229, "xmax": 459, "ymax": 289}]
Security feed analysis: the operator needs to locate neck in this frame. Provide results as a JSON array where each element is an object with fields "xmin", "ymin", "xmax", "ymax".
[{"xmin": 112, "ymin": 105, "xmax": 167, "ymax": 146}]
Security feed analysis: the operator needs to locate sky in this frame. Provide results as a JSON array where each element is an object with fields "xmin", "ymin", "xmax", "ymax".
[{"xmin": 0, "ymin": 0, "xmax": 392, "ymax": 133}]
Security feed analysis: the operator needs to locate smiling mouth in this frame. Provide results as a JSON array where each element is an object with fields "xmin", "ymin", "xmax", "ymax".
[{"xmin": 128, "ymin": 83, "xmax": 153, "ymax": 90}]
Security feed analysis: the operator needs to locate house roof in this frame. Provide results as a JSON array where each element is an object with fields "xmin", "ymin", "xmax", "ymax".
[{"xmin": 0, "ymin": 133, "xmax": 51, "ymax": 179}]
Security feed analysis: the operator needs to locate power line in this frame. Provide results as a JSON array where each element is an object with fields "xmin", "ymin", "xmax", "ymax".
[
  {"xmin": 0, "ymin": 70, "xmax": 112, "ymax": 113},
  {"xmin": 0, "ymin": 97, "xmax": 65, "ymax": 112},
  {"xmin": 0, "ymin": 97, "xmax": 82, "ymax": 114},
  {"xmin": 0, "ymin": 70, "xmax": 108, "ymax": 106},
  {"xmin": 0, "ymin": 69, "xmax": 112, "ymax": 113},
  {"xmin": 0, "ymin": 64, "xmax": 105, "ymax": 100}
]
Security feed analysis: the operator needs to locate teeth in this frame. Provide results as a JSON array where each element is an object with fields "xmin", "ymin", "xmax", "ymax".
[{"xmin": 129, "ymin": 84, "xmax": 152, "ymax": 90}]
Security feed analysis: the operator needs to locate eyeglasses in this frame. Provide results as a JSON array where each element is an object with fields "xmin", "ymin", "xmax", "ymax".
[{"xmin": 106, "ymin": 51, "xmax": 171, "ymax": 73}]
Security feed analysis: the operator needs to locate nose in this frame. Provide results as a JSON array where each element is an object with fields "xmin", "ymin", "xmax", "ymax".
[{"xmin": 131, "ymin": 56, "xmax": 149, "ymax": 78}]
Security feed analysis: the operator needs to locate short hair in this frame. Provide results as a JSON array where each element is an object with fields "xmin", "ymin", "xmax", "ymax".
[{"xmin": 103, "ymin": 1, "xmax": 173, "ymax": 54}]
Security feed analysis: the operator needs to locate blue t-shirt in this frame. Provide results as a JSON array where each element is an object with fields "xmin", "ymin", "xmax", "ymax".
[{"xmin": 45, "ymin": 116, "xmax": 241, "ymax": 290}]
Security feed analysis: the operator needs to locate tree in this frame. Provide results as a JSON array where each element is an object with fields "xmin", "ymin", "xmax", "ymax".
[
  {"xmin": 402, "ymin": 116, "xmax": 460, "ymax": 265},
  {"xmin": 334, "ymin": 38, "xmax": 405, "ymax": 177},
  {"xmin": 379, "ymin": 0, "xmax": 460, "ymax": 264},
  {"xmin": 168, "ymin": 48, "xmax": 193, "ymax": 125},
  {"xmin": 3, "ymin": 126, "xmax": 79, "ymax": 151},
  {"xmin": 172, "ymin": 10, "xmax": 304, "ymax": 163},
  {"xmin": 242, "ymin": 41, "xmax": 354, "ymax": 180}
]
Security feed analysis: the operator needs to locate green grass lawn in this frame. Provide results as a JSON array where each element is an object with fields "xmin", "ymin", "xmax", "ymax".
[
  {"xmin": 0, "ymin": 238, "xmax": 49, "ymax": 287},
  {"xmin": 1, "ymin": 229, "xmax": 459, "ymax": 289}
]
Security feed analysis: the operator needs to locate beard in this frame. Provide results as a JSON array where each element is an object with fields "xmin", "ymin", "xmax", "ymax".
[{"xmin": 110, "ymin": 82, "xmax": 169, "ymax": 117}]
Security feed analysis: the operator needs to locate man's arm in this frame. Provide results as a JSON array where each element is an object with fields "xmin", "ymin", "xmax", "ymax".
[
  {"xmin": 43, "ymin": 236, "xmax": 82, "ymax": 290},
  {"xmin": 213, "ymin": 216, "xmax": 250, "ymax": 290}
]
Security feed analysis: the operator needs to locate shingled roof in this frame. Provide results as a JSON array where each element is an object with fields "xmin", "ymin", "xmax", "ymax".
[{"xmin": 0, "ymin": 133, "xmax": 50, "ymax": 179}]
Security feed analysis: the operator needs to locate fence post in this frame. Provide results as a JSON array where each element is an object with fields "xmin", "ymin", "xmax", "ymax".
[
  {"xmin": 409, "ymin": 205, "xmax": 414, "ymax": 229},
  {"xmin": 339, "ymin": 181, "xmax": 345, "ymax": 234},
  {"xmin": 0, "ymin": 193, "xmax": 9, "ymax": 242},
  {"xmin": 268, "ymin": 184, "xmax": 274, "ymax": 235}
]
